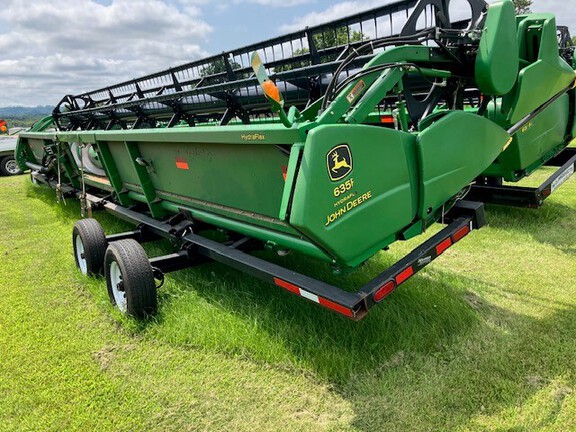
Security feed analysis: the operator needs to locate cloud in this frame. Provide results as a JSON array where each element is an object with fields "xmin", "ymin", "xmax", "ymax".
[
  {"xmin": 234, "ymin": 0, "xmax": 311, "ymax": 6},
  {"xmin": 1, "ymin": 0, "xmax": 575, "ymax": 108},
  {"xmin": 531, "ymin": 0, "xmax": 576, "ymax": 29},
  {"xmin": 0, "ymin": 0, "xmax": 211, "ymax": 106},
  {"xmin": 281, "ymin": 0, "xmax": 383, "ymax": 32}
]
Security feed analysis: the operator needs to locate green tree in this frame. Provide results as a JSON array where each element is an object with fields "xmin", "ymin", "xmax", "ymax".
[
  {"xmin": 275, "ymin": 27, "xmax": 364, "ymax": 72},
  {"xmin": 314, "ymin": 27, "xmax": 364, "ymax": 50},
  {"xmin": 200, "ymin": 58, "xmax": 241, "ymax": 77},
  {"xmin": 572, "ymin": 36, "xmax": 576, "ymax": 46},
  {"xmin": 513, "ymin": 0, "xmax": 532, "ymax": 14}
]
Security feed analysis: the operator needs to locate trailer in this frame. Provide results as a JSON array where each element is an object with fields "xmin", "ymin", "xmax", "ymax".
[{"xmin": 16, "ymin": 0, "xmax": 576, "ymax": 319}]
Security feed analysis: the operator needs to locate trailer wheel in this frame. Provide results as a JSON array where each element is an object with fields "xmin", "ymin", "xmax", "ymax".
[
  {"xmin": 73, "ymin": 218, "xmax": 108, "ymax": 276},
  {"xmin": 104, "ymin": 239, "xmax": 157, "ymax": 318},
  {"xmin": 0, "ymin": 156, "xmax": 22, "ymax": 176}
]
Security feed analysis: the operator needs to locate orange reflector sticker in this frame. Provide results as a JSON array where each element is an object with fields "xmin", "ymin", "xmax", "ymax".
[
  {"xmin": 281, "ymin": 165, "xmax": 288, "ymax": 181},
  {"xmin": 395, "ymin": 267, "xmax": 414, "ymax": 285},
  {"xmin": 175, "ymin": 158, "xmax": 189, "ymax": 170},
  {"xmin": 273, "ymin": 277, "xmax": 300, "ymax": 295},
  {"xmin": 318, "ymin": 298, "xmax": 353, "ymax": 317},
  {"xmin": 452, "ymin": 225, "xmax": 471, "ymax": 243},
  {"xmin": 381, "ymin": 115, "xmax": 394, "ymax": 124},
  {"xmin": 435, "ymin": 238, "xmax": 452, "ymax": 256}
]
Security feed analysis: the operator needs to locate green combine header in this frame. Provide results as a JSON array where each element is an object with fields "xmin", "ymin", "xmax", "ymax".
[{"xmin": 16, "ymin": 0, "xmax": 576, "ymax": 319}]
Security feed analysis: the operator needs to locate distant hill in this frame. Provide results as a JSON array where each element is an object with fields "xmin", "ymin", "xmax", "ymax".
[
  {"xmin": 0, "ymin": 106, "xmax": 53, "ymax": 128},
  {"xmin": 0, "ymin": 106, "xmax": 53, "ymax": 117}
]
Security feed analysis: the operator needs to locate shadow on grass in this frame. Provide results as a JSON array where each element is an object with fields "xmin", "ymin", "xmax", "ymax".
[
  {"xmin": 344, "ymin": 269, "xmax": 576, "ymax": 431},
  {"xmin": 485, "ymin": 201, "xmax": 576, "ymax": 255},
  {"xmin": 147, "ymin": 245, "xmax": 481, "ymax": 382}
]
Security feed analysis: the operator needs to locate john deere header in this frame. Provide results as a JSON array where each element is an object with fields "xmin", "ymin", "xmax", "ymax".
[{"xmin": 15, "ymin": 0, "xmax": 576, "ymax": 318}]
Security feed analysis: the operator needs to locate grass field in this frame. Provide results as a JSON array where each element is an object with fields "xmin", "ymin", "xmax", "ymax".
[{"xmin": 0, "ymin": 171, "xmax": 575, "ymax": 431}]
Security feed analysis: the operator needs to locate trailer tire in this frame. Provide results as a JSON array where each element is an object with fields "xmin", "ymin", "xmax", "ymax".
[
  {"xmin": 0, "ymin": 156, "xmax": 22, "ymax": 176},
  {"xmin": 104, "ymin": 239, "xmax": 157, "ymax": 318},
  {"xmin": 73, "ymin": 218, "xmax": 108, "ymax": 276}
]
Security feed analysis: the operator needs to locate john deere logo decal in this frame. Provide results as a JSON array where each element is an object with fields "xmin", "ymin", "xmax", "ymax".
[{"xmin": 327, "ymin": 144, "xmax": 353, "ymax": 181}]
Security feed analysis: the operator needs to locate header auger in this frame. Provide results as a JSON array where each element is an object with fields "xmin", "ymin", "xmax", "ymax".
[{"xmin": 16, "ymin": 0, "xmax": 576, "ymax": 319}]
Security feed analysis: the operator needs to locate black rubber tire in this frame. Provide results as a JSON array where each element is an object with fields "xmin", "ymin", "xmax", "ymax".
[
  {"xmin": 72, "ymin": 218, "xmax": 108, "ymax": 276},
  {"xmin": 0, "ymin": 156, "xmax": 22, "ymax": 176},
  {"xmin": 104, "ymin": 239, "xmax": 157, "ymax": 318}
]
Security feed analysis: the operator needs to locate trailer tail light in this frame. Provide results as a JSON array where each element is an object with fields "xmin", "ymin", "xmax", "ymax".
[
  {"xmin": 273, "ymin": 277, "xmax": 353, "ymax": 317},
  {"xmin": 381, "ymin": 115, "xmax": 395, "ymax": 124},
  {"xmin": 373, "ymin": 280, "xmax": 395, "ymax": 302},
  {"xmin": 373, "ymin": 266, "xmax": 414, "ymax": 303}
]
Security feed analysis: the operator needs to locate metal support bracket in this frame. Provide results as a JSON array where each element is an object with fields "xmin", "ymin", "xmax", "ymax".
[{"xmin": 469, "ymin": 147, "xmax": 576, "ymax": 208}]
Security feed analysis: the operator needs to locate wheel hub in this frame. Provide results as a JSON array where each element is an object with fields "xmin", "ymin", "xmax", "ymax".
[
  {"xmin": 6, "ymin": 160, "xmax": 20, "ymax": 174},
  {"xmin": 109, "ymin": 261, "xmax": 127, "ymax": 312}
]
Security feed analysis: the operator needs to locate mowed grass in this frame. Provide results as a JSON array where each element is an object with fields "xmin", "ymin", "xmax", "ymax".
[{"xmin": 0, "ymin": 168, "xmax": 575, "ymax": 431}]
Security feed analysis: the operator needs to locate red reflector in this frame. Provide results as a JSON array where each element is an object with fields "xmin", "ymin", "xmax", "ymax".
[
  {"xmin": 381, "ymin": 115, "xmax": 394, "ymax": 124},
  {"xmin": 281, "ymin": 165, "xmax": 288, "ymax": 181},
  {"xmin": 175, "ymin": 157, "xmax": 189, "ymax": 170},
  {"xmin": 435, "ymin": 237, "xmax": 452, "ymax": 256},
  {"xmin": 452, "ymin": 225, "xmax": 471, "ymax": 243},
  {"xmin": 318, "ymin": 297, "xmax": 354, "ymax": 317},
  {"xmin": 373, "ymin": 280, "xmax": 395, "ymax": 302},
  {"xmin": 273, "ymin": 277, "xmax": 300, "ymax": 295},
  {"xmin": 395, "ymin": 267, "xmax": 414, "ymax": 285}
]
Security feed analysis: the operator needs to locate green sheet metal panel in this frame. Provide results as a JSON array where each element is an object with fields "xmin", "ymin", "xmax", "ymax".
[
  {"xmin": 417, "ymin": 111, "xmax": 510, "ymax": 218},
  {"xmin": 80, "ymin": 125, "xmax": 302, "ymax": 220},
  {"xmin": 289, "ymin": 124, "xmax": 418, "ymax": 267},
  {"xmin": 104, "ymin": 140, "xmax": 141, "ymax": 186},
  {"xmin": 134, "ymin": 141, "xmax": 289, "ymax": 218},
  {"xmin": 475, "ymin": 0, "xmax": 519, "ymax": 96},
  {"xmin": 483, "ymin": 95, "xmax": 572, "ymax": 181},
  {"xmin": 502, "ymin": 14, "xmax": 576, "ymax": 124},
  {"xmin": 90, "ymin": 123, "xmax": 301, "ymax": 145}
]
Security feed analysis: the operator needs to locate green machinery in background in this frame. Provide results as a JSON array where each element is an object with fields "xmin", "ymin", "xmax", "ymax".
[{"xmin": 16, "ymin": 0, "xmax": 576, "ymax": 319}]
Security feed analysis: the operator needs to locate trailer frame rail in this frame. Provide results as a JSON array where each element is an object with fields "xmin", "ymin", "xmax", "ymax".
[{"xmin": 469, "ymin": 147, "xmax": 576, "ymax": 208}]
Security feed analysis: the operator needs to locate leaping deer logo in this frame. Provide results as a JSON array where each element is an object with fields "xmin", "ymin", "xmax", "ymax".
[
  {"xmin": 331, "ymin": 151, "xmax": 351, "ymax": 173},
  {"xmin": 327, "ymin": 144, "xmax": 353, "ymax": 181}
]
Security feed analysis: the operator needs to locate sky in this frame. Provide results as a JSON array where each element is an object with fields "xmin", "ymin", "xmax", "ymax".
[{"xmin": 0, "ymin": 0, "xmax": 574, "ymax": 107}]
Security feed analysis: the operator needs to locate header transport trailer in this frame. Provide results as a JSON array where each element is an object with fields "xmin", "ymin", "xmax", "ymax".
[{"xmin": 16, "ymin": 0, "xmax": 576, "ymax": 319}]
